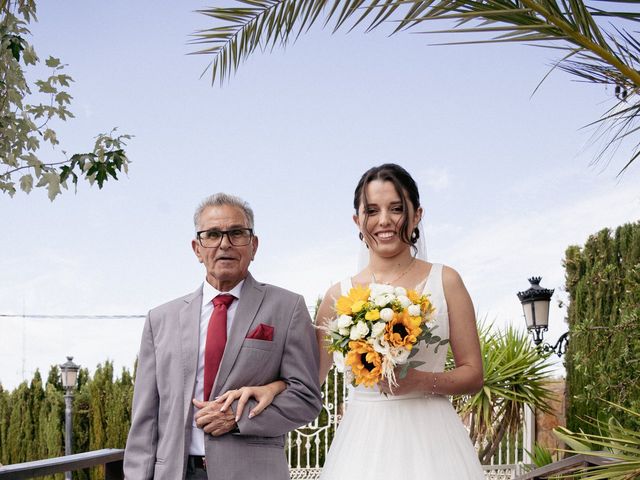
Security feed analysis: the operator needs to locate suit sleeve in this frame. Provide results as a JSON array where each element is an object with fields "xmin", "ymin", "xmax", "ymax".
[
  {"xmin": 235, "ymin": 295, "xmax": 322, "ymax": 437},
  {"xmin": 123, "ymin": 314, "xmax": 159, "ymax": 479}
]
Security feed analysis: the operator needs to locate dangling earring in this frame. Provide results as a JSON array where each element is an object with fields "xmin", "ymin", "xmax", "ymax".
[
  {"xmin": 410, "ymin": 227, "xmax": 419, "ymax": 244},
  {"xmin": 359, "ymin": 231, "xmax": 370, "ymax": 249}
]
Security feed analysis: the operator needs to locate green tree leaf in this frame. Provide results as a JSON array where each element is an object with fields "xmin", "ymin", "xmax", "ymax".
[
  {"xmin": 19, "ymin": 174, "xmax": 33, "ymax": 193},
  {"xmin": 44, "ymin": 56, "xmax": 60, "ymax": 68}
]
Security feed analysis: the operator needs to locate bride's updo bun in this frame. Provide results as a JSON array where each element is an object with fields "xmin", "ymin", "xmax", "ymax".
[{"xmin": 353, "ymin": 163, "xmax": 421, "ymax": 248}]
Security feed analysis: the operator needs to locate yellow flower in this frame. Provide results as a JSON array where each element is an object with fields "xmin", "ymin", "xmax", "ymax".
[
  {"xmin": 384, "ymin": 311, "xmax": 423, "ymax": 349},
  {"xmin": 335, "ymin": 285, "xmax": 370, "ymax": 315},
  {"xmin": 365, "ymin": 309, "xmax": 380, "ymax": 321},
  {"xmin": 407, "ymin": 289, "xmax": 421, "ymax": 304},
  {"xmin": 421, "ymin": 298, "xmax": 434, "ymax": 316},
  {"xmin": 351, "ymin": 300, "xmax": 366, "ymax": 313},
  {"xmin": 345, "ymin": 340, "xmax": 382, "ymax": 387}
]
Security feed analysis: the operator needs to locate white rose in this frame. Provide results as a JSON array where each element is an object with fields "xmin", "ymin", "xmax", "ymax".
[
  {"xmin": 379, "ymin": 307, "xmax": 394, "ymax": 322},
  {"xmin": 394, "ymin": 286, "xmax": 407, "ymax": 297},
  {"xmin": 390, "ymin": 347, "xmax": 411, "ymax": 364},
  {"xmin": 371, "ymin": 322, "xmax": 386, "ymax": 338},
  {"xmin": 370, "ymin": 283, "xmax": 394, "ymax": 298},
  {"xmin": 349, "ymin": 321, "xmax": 370, "ymax": 340},
  {"xmin": 375, "ymin": 293, "xmax": 394, "ymax": 307},
  {"xmin": 339, "ymin": 327, "xmax": 350, "ymax": 336},
  {"xmin": 397, "ymin": 295, "xmax": 411, "ymax": 308},
  {"xmin": 408, "ymin": 304, "xmax": 422, "ymax": 317},
  {"xmin": 337, "ymin": 314, "xmax": 354, "ymax": 328},
  {"xmin": 372, "ymin": 337, "xmax": 390, "ymax": 355}
]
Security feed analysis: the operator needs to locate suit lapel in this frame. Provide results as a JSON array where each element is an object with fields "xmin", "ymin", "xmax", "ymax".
[
  {"xmin": 180, "ymin": 286, "xmax": 202, "ymax": 419},
  {"xmin": 212, "ymin": 273, "xmax": 265, "ymax": 398}
]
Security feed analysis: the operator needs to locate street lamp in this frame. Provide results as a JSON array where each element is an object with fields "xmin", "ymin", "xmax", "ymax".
[
  {"xmin": 60, "ymin": 356, "xmax": 80, "ymax": 480},
  {"xmin": 517, "ymin": 277, "xmax": 568, "ymax": 357}
]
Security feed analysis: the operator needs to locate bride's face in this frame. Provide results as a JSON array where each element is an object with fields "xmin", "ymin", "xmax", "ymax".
[{"xmin": 354, "ymin": 179, "xmax": 422, "ymax": 257}]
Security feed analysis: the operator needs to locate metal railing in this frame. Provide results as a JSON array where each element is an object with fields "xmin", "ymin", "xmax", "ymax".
[
  {"xmin": 0, "ymin": 366, "xmax": 531, "ymax": 480},
  {"xmin": 0, "ymin": 449, "xmax": 123, "ymax": 480}
]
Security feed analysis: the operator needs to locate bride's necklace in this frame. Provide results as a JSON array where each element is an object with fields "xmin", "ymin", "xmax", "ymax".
[{"xmin": 370, "ymin": 257, "xmax": 416, "ymax": 285}]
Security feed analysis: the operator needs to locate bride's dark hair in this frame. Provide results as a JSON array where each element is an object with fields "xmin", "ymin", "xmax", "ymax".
[{"xmin": 353, "ymin": 163, "xmax": 421, "ymax": 249}]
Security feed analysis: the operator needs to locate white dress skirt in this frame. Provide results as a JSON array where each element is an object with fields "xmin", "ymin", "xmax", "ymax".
[{"xmin": 319, "ymin": 264, "xmax": 485, "ymax": 479}]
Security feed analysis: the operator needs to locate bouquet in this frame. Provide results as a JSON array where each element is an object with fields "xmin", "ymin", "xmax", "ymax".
[{"xmin": 325, "ymin": 283, "xmax": 448, "ymax": 388}]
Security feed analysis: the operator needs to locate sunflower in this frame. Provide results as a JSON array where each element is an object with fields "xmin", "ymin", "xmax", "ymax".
[
  {"xmin": 335, "ymin": 284, "xmax": 371, "ymax": 316},
  {"xmin": 345, "ymin": 340, "xmax": 382, "ymax": 387},
  {"xmin": 384, "ymin": 311, "xmax": 423, "ymax": 349}
]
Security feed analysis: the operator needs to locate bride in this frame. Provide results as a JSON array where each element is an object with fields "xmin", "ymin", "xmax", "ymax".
[{"xmin": 217, "ymin": 163, "xmax": 485, "ymax": 479}]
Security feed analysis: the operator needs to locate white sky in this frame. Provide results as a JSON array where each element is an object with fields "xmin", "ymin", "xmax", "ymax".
[{"xmin": 1, "ymin": 1, "xmax": 638, "ymax": 389}]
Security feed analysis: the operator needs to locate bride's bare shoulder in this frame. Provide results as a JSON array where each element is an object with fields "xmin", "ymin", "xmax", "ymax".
[
  {"xmin": 441, "ymin": 265, "xmax": 469, "ymax": 297},
  {"xmin": 316, "ymin": 282, "xmax": 343, "ymax": 325},
  {"xmin": 323, "ymin": 282, "xmax": 343, "ymax": 300}
]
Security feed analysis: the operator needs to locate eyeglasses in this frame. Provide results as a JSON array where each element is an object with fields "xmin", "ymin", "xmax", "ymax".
[{"xmin": 196, "ymin": 228, "xmax": 254, "ymax": 248}]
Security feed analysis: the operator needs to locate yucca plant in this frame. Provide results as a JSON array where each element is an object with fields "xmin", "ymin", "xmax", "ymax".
[
  {"xmin": 193, "ymin": 0, "xmax": 640, "ymax": 173},
  {"xmin": 450, "ymin": 323, "xmax": 555, "ymax": 464},
  {"xmin": 553, "ymin": 402, "xmax": 640, "ymax": 480},
  {"xmin": 524, "ymin": 442, "xmax": 555, "ymax": 471}
]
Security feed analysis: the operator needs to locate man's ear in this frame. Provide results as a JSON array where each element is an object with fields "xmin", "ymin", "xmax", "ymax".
[
  {"xmin": 192, "ymin": 238, "xmax": 203, "ymax": 263},
  {"xmin": 251, "ymin": 235, "xmax": 259, "ymax": 260}
]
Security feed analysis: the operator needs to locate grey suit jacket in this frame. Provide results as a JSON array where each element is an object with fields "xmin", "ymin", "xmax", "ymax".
[{"xmin": 123, "ymin": 274, "xmax": 322, "ymax": 480}]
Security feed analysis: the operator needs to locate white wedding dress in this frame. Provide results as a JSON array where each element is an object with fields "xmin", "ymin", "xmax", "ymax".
[{"xmin": 319, "ymin": 263, "xmax": 485, "ymax": 479}]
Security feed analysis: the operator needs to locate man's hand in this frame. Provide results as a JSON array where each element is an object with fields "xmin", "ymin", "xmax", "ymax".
[{"xmin": 192, "ymin": 398, "xmax": 238, "ymax": 436}]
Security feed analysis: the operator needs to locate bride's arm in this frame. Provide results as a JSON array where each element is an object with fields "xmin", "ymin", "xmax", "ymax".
[
  {"xmin": 216, "ymin": 381, "xmax": 286, "ymax": 420},
  {"xmin": 315, "ymin": 283, "xmax": 341, "ymax": 385},
  {"xmin": 381, "ymin": 266, "xmax": 483, "ymax": 396}
]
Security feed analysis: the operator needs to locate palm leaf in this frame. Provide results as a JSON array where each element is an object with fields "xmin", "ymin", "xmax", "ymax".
[
  {"xmin": 552, "ymin": 402, "xmax": 640, "ymax": 480},
  {"xmin": 194, "ymin": 0, "xmax": 640, "ymax": 171}
]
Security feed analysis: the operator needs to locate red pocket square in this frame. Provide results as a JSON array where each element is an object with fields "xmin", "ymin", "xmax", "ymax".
[{"xmin": 246, "ymin": 323, "xmax": 274, "ymax": 341}]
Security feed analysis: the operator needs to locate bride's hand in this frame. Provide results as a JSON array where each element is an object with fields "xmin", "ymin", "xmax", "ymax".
[
  {"xmin": 378, "ymin": 369, "xmax": 425, "ymax": 396},
  {"xmin": 217, "ymin": 381, "xmax": 286, "ymax": 421}
]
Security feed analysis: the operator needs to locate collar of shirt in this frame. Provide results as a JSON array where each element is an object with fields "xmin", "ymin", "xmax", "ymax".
[{"xmin": 201, "ymin": 278, "xmax": 244, "ymax": 308}]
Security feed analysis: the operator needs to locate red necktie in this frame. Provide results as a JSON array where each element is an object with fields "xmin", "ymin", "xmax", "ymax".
[{"xmin": 203, "ymin": 294, "xmax": 235, "ymax": 401}]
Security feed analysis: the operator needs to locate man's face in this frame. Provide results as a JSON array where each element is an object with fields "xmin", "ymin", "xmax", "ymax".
[{"xmin": 192, "ymin": 204, "xmax": 258, "ymax": 292}]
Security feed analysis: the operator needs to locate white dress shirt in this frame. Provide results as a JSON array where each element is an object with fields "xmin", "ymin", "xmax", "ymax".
[{"xmin": 189, "ymin": 279, "xmax": 245, "ymax": 456}]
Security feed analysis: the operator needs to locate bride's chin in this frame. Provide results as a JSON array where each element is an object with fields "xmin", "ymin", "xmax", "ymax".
[{"xmin": 370, "ymin": 243, "xmax": 408, "ymax": 258}]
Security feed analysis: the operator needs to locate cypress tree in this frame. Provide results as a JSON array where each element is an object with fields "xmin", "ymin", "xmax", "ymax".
[
  {"xmin": 564, "ymin": 222, "xmax": 640, "ymax": 433},
  {"xmin": 0, "ymin": 385, "xmax": 9, "ymax": 465},
  {"xmin": 6, "ymin": 382, "xmax": 30, "ymax": 463}
]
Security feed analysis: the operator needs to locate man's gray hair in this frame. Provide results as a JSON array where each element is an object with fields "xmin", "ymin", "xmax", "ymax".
[{"xmin": 193, "ymin": 193, "xmax": 255, "ymax": 232}]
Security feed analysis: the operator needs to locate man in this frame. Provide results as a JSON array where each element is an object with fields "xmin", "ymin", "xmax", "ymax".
[{"xmin": 124, "ymin": 193, "xmax": 322, "ymax": 479}]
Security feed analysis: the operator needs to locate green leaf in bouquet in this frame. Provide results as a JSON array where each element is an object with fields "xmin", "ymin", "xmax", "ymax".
[
  {"xmin": 329, "ymin": 331, "xmax": 342, "ymax": 340},
  {"xmin": 398, "ymin": 363, "xmax": 410, "ymax": 379},
  {"xmin": 408, "ymin": 348, "xmax": 420, "ymax": 359},
  {"xmin": 434, "ymin": 339, "xmax": 449, "ymax": 354}
]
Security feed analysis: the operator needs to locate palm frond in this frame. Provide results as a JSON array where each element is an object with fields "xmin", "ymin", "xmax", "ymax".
[
  {"xmin": 194, "ymin": 0, "xmax": 640, "ymax": 171},
  {"xmin": 552, "ymin": 403, "xmax": 640, "ymax": 480}
]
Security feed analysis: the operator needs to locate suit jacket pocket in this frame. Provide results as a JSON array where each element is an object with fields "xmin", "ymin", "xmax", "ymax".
[
  {"xmin": 245, "ymin": 434, "xmax": 284, "ymax": 448},
  {"xmin": 242, "ymin": 338, "xmax": 275, "ymax": 351}
]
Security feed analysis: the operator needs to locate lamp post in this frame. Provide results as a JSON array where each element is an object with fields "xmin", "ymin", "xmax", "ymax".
[
  {"xmin": 60, "ymin": 356, "xmax": 80, "ymax": 480},
  {"xmin": 517, "ymin": 277, "xmax": 568, "ymax": 357}
]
